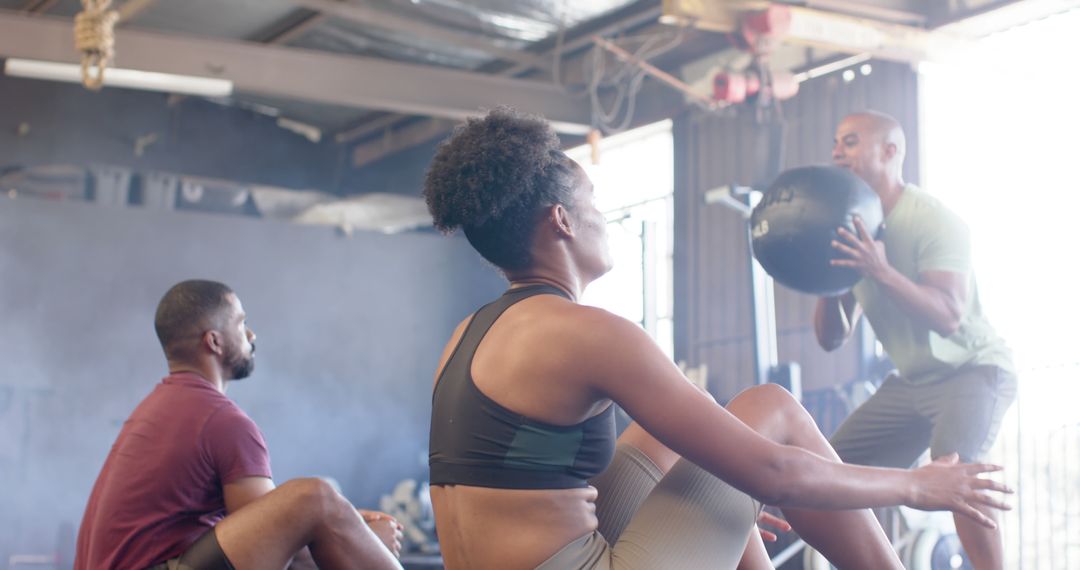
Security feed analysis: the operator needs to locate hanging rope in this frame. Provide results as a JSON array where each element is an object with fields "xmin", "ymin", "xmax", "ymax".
[{"xmin": 73, "ymin": 0, "xmax": 119, "ymax": 90}]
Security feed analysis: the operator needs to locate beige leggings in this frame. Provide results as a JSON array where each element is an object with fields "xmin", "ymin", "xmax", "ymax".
[{"xmin": 536, "ymin": 443, "xmax": 761, "ymax": 569}]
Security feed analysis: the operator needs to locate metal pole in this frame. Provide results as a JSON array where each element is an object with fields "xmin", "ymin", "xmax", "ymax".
[{"xmin": 749, "ymin": 251, "xmax": 779, "ymax": 385}]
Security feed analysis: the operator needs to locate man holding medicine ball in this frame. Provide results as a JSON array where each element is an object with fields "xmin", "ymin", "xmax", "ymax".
[{"xmin": 816, "ymin": 110, "xmax": 1016, "ymax": 570}]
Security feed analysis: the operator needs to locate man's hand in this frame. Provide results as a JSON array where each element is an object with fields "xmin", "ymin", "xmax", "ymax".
[
  {"xmin": 756, "ymin": 510, "xmax": 792, "ymax": 542},
  {"xmin": 359, "ymin": 509, "xmax": 405, "ymax": 558},
  {"xmin": 833, "ymin": 215, "xmax": 968, "ymax": 336},
  {"xmin": 831, "ymin": 216, "xmax": 892, "ymax": 282}
]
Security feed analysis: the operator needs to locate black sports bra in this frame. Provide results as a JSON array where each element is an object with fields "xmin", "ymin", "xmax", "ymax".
[{"xmin": 428, "ymin": 285, "xmax": 616, "ymax": 489}]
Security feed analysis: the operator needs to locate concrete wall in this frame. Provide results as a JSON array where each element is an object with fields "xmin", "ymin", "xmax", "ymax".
[{"xmin": 0, "ymin": 195, "xmax": 505, "ymax": 560}]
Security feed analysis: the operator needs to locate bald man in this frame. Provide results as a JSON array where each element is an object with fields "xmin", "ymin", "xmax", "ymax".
[{"xmin": 814, "ymin": 111, "xmax": 1016, "ymax": 569}]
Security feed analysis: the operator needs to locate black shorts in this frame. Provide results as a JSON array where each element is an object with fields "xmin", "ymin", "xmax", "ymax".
[{"xmin": 146, "ymin": 528, "xmax": 235, "ymax": 570}]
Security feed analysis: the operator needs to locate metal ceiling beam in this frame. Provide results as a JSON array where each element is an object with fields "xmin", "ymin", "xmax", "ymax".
[
  {"xmin": 336, "ymin": 113, "xmax": 406, "ymax": 144},
  {"xmin": 288, "ymin": 0, "xmax": 552, "ymax": 70},
  {"xmin": 0, "ymin": 13, "xmax": 591, "ymax": 134},
  {"xmin": 495, "ymin": 4, "xmax": 665, "ymax": 79},
  {"xmin": 20, "ymin": 0, "xmax": 59, "ymax": 15},
  {"xmin": 802, "ymin": 0, "xmax": 926, "ymax": 25},
  {"xmin": 785, "ymin": 6, "xmax": 964, "ymax": 62},
  {"xmin": 660, "ymin": 0, "xmax": 966, "ymax": 63},
  {"xmin": 350, "ymin": 73, "xmax": 689, "ymax": 169},
  {"xmin": 264, "ymin": 12, "xmax": 326, "ymax": 45},
  {"xmin": 340, "ymin": 2, "xmax": 665, "ymax": 164},
  {"xmin": 336, "ymin": 4, "xmax": 663, "ymax": 144},
  {"xmin": 932, "ymin": 0, "xmax": 1080, "ymax": 33},
  {"xmin": 164, "ymin": 10, "xmax": 328, "ymax": 124},
  {"xmin": 353, "ymin": 119, "xmax": 457, "ymax": 168},
  {"xmin": 21, "ymin": 0, "xmax": 158, "ymax": 21},
  {"xmin": 116, "ymin": 0, "xmax": 157, "ymax": 23}
]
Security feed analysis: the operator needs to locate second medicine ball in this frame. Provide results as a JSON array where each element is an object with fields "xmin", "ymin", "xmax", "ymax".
[{"xmin": 749, "ymin": 165, "xmax": 883, "ymax": 296}]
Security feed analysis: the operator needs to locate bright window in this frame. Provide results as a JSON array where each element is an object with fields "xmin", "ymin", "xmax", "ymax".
[
  {"xmin": 567, "ymin": 120, "xmax": 675, "ymax": 357},
  {"xmin": 921, "ymin": 9, "xmax": 1080, "ymax": 567}
]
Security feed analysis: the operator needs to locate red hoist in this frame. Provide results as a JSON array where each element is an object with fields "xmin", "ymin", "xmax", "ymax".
[{"xmin": 713, "ymin": 5, "xmax": 799, "ymax": 106}]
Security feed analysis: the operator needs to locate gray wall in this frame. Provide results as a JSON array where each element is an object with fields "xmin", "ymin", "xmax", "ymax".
[{"xmin": 0, "ymin": 196, "xmax": 504, "ymax": 560}]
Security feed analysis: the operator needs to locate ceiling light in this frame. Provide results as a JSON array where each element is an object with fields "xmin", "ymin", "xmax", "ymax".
[
  {"xmin": 3, "ymin": 58, "xmax": 233, "ymax": 98},
  {"xmin": 842, "ymin": 69, "xmax": 856, "ymax": 82}
]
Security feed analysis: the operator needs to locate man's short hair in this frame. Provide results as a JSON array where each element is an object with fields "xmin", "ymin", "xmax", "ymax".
[{"xmin": 154, "ymin": 280, "xmax": 234, "ymax": 358}]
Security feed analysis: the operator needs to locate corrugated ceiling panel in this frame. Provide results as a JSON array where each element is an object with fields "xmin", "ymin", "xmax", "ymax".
[
  {"xmin": 293, "ymin": 0, "xmax": 640, "ymax": 69},
  {"xmin": 296, "ymin": 17, "xmax": 494, "ymax": 69},
  {"xmin": 387, "ymin": 0, "xmax": 638, "ymax": 41}
]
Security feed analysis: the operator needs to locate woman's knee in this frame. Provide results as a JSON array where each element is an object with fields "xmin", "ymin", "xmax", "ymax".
[
  {"xmin": 729, "ymin": 383, "xmax": 801, "ymax": 412},
  {"xmin": 727, "ymin": 384, "xmax": 815, "ymax": 443}
]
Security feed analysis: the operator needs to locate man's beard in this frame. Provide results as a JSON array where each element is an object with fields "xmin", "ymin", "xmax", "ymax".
[{"xmin": 225, "ymin": 344, "xmax": 256, "ymax": 380}]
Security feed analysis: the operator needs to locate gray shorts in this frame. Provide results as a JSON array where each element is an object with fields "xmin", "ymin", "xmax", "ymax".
[
  {"xmin": 536, "ymin": 443, "xmax": 761, "ymax": 570},
  {"xmin": 830, "ymin": 365, "xmax": 1017, "ymax": 467}
]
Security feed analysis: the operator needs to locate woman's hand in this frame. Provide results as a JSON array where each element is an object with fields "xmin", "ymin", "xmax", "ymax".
[
  {"xmin": 756, "ymin": 510, "xmax": 791, "ymax": 542},
  {"xmin": 907, "ymin": 453, "xmax": 1013, "ymax": 528}
]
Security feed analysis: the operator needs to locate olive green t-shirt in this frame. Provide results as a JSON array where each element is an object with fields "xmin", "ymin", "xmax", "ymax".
[{"xmin": 853, "ymin": 185, "xmax": 1013, "ymax": 384}]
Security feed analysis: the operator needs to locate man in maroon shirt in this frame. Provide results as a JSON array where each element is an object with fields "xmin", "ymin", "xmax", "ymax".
[{"xmin": 75, "ymin": 280, "xmax": 403, "ymax": 570}]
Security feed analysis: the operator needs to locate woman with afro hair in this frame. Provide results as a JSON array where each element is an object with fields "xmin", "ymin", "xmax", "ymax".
[{"xmin": 424, "ymin": 108, "xmax": 1010, "ymax": 570}]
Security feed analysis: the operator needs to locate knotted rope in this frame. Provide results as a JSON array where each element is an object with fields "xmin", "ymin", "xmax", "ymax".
[{"xmin": 73, "ymin": 0, "xmax": 119, "ymax": 90}]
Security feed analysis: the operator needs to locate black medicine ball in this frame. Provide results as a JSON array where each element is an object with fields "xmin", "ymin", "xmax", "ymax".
[{"xmin": 750, "ymin": 165, "xmax": 883, "ymax": 296}]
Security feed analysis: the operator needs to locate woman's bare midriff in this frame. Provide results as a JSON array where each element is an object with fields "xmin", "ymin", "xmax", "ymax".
[{"xmin": 431, "ymin": 483, "xmax": 600, "ymax": 570}]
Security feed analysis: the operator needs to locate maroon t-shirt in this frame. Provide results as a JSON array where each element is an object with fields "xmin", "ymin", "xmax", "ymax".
[{"xmin": 74, "ymin": 372, "xmax": 272, "ymax": 569}]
